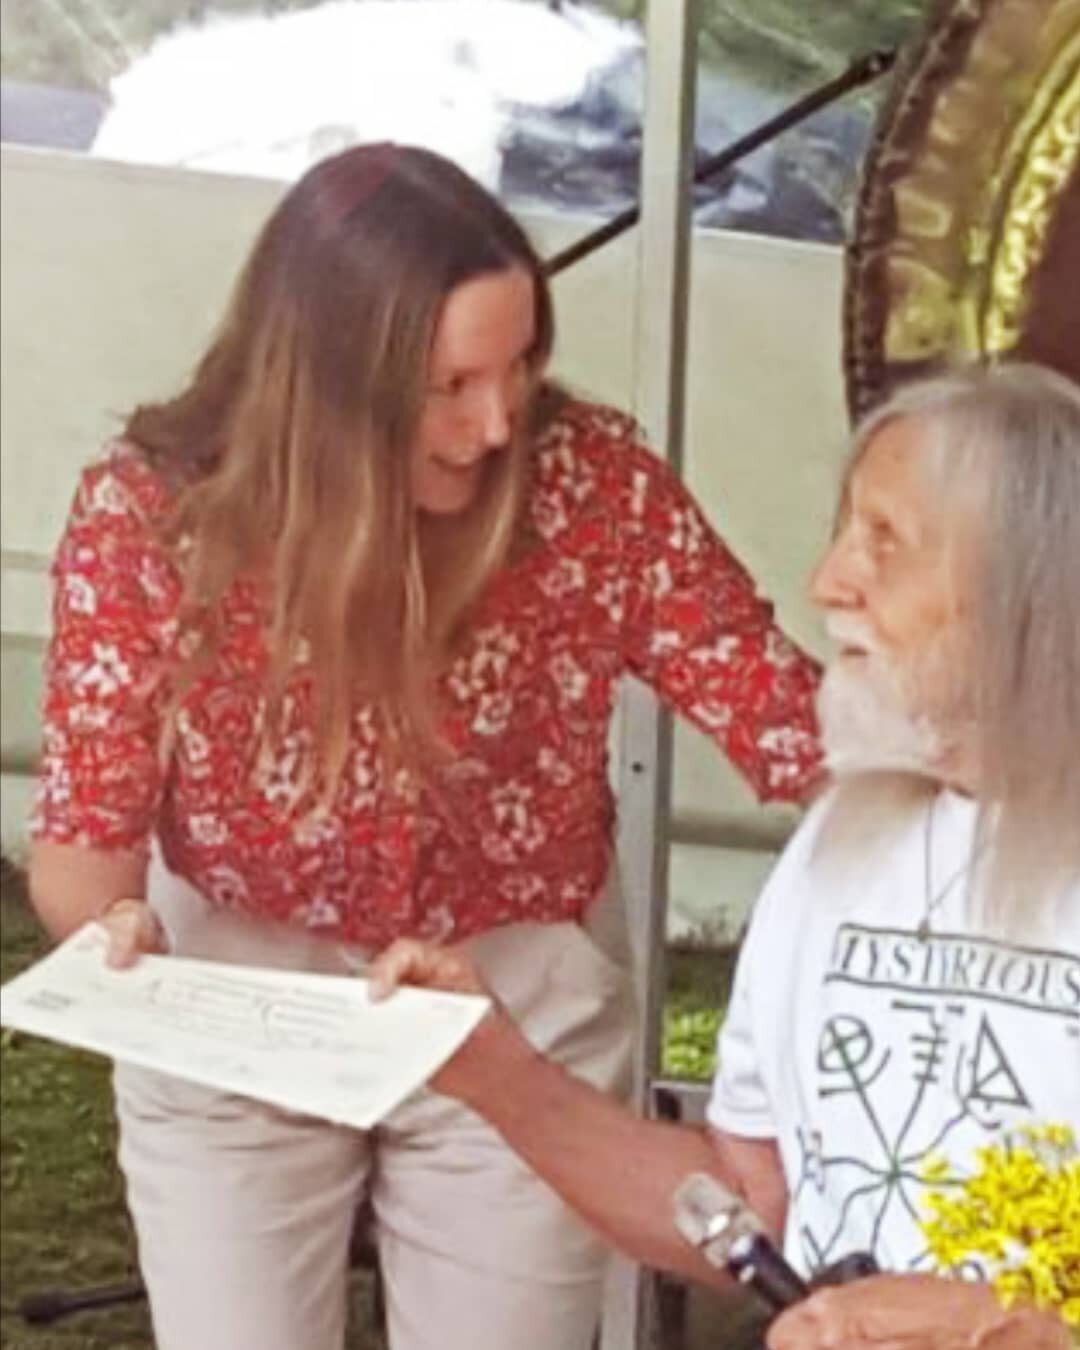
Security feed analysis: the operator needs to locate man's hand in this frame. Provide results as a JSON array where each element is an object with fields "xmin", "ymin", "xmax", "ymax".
[
  {"xmin": 367, "ymin": 941, "xmax": 777, "ymax": 1285},
  {"xmin": 368, "ymin": 937, "xmax": 489, "ymax": 1001},
  {"xmin": 766, "ymin": 1273, "xmax": 1071, "ymax": 1350},
  {"xmin": 368, "ymin": 937, "xmax": 521, "ymax": 1098}
]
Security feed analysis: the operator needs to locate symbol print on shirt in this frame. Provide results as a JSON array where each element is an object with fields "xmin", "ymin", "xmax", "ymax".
[
  {"xmin": 955, "ymin": 1013, "xmax": 1031, "ymax": 1125},
  {"xmin": 816, "ymin": 1014, "xmax": 890, "ymax": 1097},
  {"xmin": 795, "ymin": 922, "xmax": 1078, "ymax": 1272},
  {"xmin": 792, "ymin": 997, "xmax": 1035, "ymax": 1271}
]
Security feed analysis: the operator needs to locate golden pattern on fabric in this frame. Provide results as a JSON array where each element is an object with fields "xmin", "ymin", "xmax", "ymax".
[
  {"xmin": 983, "ymin": 52, "xmax": 1080, "ymax": 352},
  {"xmin": 843, "ymin": 0, "xmax": 1080, "ymax": 419}
]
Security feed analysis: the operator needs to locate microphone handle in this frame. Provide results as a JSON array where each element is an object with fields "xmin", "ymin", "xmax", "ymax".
[
  {"xmin": 812, "ymin": 1250, "xmax": 880, "ymax": 1288},
  {"xmin": 739, "ymin": 1246, "xmax": 882, "ymax": 1349},
  {"xmin": 726, "ymin": 1232, "xmax": 810, "ymax": 1311}
]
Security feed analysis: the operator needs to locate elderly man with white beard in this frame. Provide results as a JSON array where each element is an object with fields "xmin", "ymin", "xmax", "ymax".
[{"xmin": 370, "ymin": 363, "xmax": 1080, "ymax": 1350}]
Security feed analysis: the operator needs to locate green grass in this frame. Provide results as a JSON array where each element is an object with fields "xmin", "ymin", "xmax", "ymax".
[
  {"xmin": 1, "ymin": 876, "xmax": 154, "ymax": 1350},
  {"xmin": 0, "ymin": 876, "xmax": 384, "ymax": 1349}
]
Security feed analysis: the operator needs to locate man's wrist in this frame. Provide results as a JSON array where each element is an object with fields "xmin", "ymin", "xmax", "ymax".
[
  {"xmin": 969, "ymin": 1290, "xmax": 1072, "ymax": 1350},
  {"xmin": 452, "ymin": 1008, "xmax": 538, "ymax": 1112}
]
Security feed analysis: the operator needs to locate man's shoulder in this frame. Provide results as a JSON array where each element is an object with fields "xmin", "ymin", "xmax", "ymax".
[
  {"xmin": 759, "ymin": 792, "xmax": 836, "ymax": 897},
  {"xmin": 742, "ymin": 783, "xmax": 920, "ymax": 942}
]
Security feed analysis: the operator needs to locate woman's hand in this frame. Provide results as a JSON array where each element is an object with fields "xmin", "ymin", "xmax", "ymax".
[
  {"xmin": 766, "ymin": 1273, "xmax": 1071, "ymax": 1350},
  {"xmin": 98, "ymin": 898, "xmax": 169, "ymax": 968}
]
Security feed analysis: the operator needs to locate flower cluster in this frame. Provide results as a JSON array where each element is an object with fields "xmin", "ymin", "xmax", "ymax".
[{"xmin": 919, "ymin": 1123, "xmax": 1080, "ymax": 1334}]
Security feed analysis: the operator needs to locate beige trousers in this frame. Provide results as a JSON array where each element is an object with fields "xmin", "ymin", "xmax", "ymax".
[{"xmin": 113, "ymin": 861, "xmax": 634, "ymax": 1350}]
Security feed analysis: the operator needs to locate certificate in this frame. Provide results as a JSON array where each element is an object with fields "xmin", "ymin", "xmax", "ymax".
[{"xmin": 0, "ymin": 923, "xmax": 489, "ymax": 1129}]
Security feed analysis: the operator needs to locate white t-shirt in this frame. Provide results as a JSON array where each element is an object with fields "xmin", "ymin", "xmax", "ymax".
[{"xmin": 707, "ymin": 787, "xmax": 1080, "ymax": 1277}]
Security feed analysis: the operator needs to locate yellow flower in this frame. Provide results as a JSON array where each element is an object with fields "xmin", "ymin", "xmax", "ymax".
[{"xmin": 918, "ymin": 1121, "xmax": 1080, "ymax": 1330}]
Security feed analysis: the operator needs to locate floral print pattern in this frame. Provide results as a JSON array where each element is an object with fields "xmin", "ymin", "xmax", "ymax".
[{"xmin": 32, "ymin": 401, "xmax": 821, "ymax": 946}]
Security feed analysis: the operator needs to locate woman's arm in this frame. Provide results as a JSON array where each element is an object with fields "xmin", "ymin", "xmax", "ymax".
[
  {"xmin": 29, "ymin": 454, "xmax": 174, "ymax": 949},
  {"xmin": 614, "ymin": 442, "xmax": 823, "ymax": 803},
  {"xmin": 29, "ymin": 840, "xmax": 146, "ymax": 939}
]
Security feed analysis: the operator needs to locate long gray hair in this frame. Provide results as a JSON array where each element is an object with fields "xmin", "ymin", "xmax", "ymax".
[{"xmin": 823, "ymin": 362, "xmax": 1080, "ymax": 938}]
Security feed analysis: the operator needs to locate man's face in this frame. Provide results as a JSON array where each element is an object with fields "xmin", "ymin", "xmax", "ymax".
[{"xmin": 809, "ymin": 415, "xmax": 974, "ymax": 777}]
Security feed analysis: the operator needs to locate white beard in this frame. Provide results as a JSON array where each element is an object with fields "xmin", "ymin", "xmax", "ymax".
[
  {"xmin": 816, "ymin": 612, "xmax": 960, "ymax": 779},
  {"xmin": 817, "ymin": 656, "xmax": 945, "ymax": 777}
]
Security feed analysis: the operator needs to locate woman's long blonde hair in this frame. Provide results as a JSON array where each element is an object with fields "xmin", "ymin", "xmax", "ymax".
[{"xmin": 125, "ymin": 144, "xmax": 556, "ymax": 793}]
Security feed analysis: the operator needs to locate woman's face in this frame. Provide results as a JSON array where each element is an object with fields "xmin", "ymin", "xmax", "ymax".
[{"xmin": 413, "ymin": 266, "xmax": 538, "ymax": 515}]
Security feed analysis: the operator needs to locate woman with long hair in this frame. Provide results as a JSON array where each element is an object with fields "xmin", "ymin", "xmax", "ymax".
[{"xmin": 28, "ymin": 143, "xmax": 821, "ymax": 1350}]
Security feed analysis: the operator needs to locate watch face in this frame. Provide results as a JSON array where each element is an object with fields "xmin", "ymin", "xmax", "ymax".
[{"xmin": 843, "ymin": 0, "xmax": 1080, "ymax": 421}]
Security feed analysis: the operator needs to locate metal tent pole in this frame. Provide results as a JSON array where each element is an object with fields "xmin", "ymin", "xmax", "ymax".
[
  {"xmin": 601, "ymin": 2, "xmax": 698, "ymax": 1347},
  {"xmin": 544, "ymin": 47, "xmax": 896, "ymax": 278}
]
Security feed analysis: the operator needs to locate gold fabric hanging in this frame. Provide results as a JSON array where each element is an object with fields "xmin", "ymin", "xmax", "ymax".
[{"xmin": 844, "ymin": 0, "xmax": 1080, "ymax": 419}]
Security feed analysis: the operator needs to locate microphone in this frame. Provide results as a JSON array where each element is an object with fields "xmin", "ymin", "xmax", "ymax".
[
  {"xmin": 673, "ymin": 1172, "xmax": 809, "ymax": 1310},
  {"xmin": 673, "ymin": 1172, "xmax": 880, "ymax": 1317}
]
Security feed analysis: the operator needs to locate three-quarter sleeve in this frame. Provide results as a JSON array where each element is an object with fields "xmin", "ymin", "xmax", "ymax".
[
  {"xmin": 617, "ymin": 443, "xmax": 822, "ymax": 802},
  {"xmin": 31, "ymin": 455, "xmax": 178, "ymax": 852}
]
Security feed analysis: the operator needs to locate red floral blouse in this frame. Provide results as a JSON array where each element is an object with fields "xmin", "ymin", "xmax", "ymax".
[{"xmin": 32, "ymin": 401, "xmax": 821, "ymax": 946}]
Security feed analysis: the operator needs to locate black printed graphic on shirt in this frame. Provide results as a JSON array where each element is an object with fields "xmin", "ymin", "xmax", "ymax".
[{"xmin": 789, "ymin": 924, "xmax": 1080, "ymax": 1273}]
